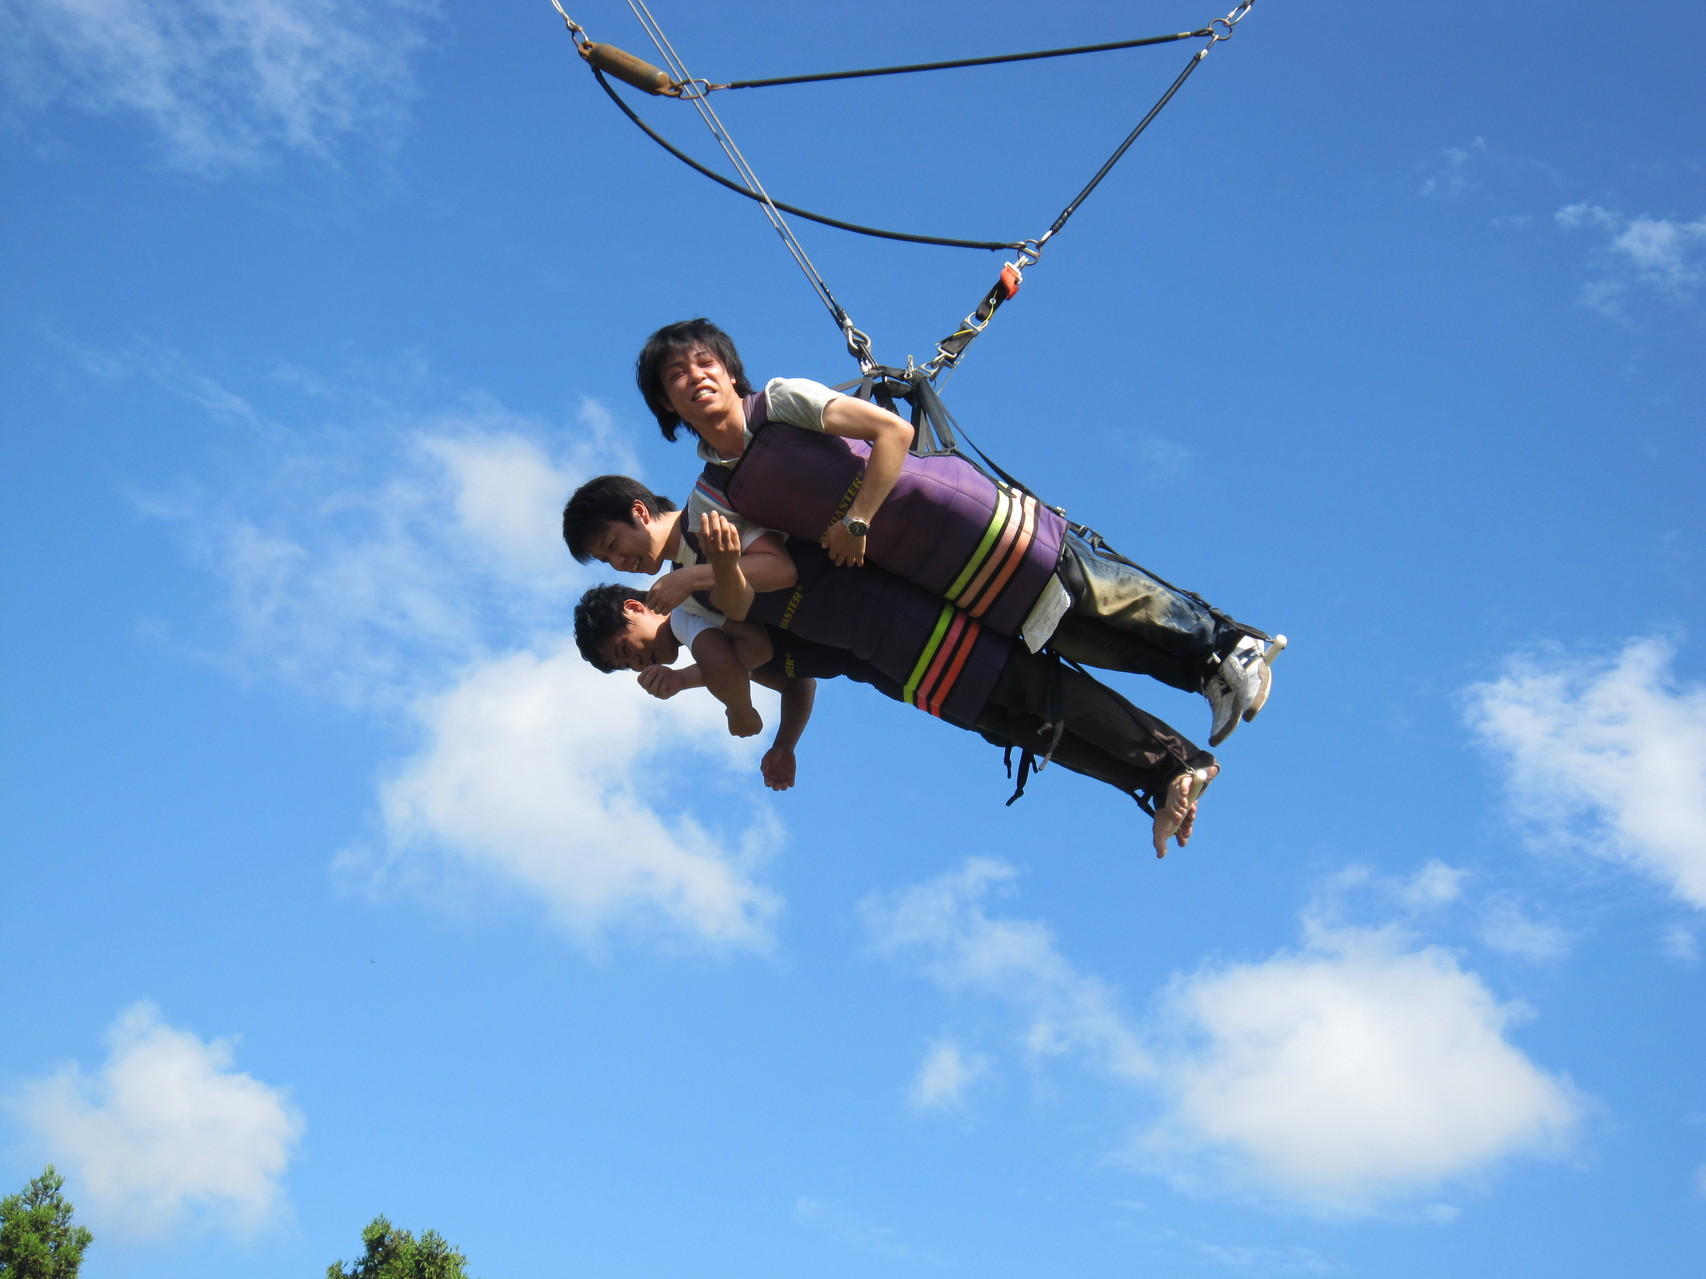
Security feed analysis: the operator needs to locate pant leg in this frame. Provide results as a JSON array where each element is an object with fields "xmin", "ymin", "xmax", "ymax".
[
  {"xmin": 978, "ymin": 653, "xmax": 1215, "ymax": 803},
  {"xmin": 1048, "ymin": 534, "xmax": 1237, "ymax": 693}
]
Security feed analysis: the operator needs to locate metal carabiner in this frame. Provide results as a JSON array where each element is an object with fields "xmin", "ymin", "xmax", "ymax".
[{"xmin": 842, "ymin": 321, "xmax": 877, "ymax": 373}]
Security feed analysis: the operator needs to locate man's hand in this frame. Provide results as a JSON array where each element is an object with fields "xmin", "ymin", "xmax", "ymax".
[
  {"xmin": 701, "ymin": 510, "xmax": 743, "ymax": 568},
  {"xmin": 822, "ymin": 520, "xmax": 867, "ymax": 567},
  {"xmin": 726, "ymin": 705, "xmax": 763, "ymax": 738},
  {"xmin": 646, "ymin": 567, "xmax": 699, "ymax": 615},
  {"xmin": 637, "ymin": 664, "xmax": 688, "ymax": 700},
  {"xmin": 761, "ymin": 746, "xmax": 797, "ymax": 791}
]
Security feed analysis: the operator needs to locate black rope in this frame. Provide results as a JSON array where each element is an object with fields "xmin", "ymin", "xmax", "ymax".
[
  {"xmin": 1044, "ymin": 46, "xmax": 1207, "ymax": 239},
  {"xmin": 577, "ymin": 18, "xmax": 1238, "ymax": 261},
  {"xmin": 715, "ymin": 30, "xmax": 1210, "ymax": 91},
  {"xmin": 590, "ymin": 69, "xmax": 1022, "ymax": 252}
]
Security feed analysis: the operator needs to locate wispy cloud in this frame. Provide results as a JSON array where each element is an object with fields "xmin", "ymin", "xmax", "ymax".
[
  {"xmin": 791, "ymin": 1196, "xmax": 946, "ymax": 1265},
  {"xmin": 1474, "ymin": 896, "xmax": 1571, "ymax": 963},
  {"xmin": 1555, "ymin": 204, "xmax": 1706, "ymax": 317},
  {"xmin": 1466, "ymin": 637, "xmax": 1706, "ymax": 909},
  {"xmin": 1, "ymin": 0, "xmax": 440, "ymax": 172},
  {"xmin": 907, "ymin": 1038, "xmax": 989, "ymax": 1114},
  {"xmin": 1413, "ymin": 136, "xmax": 1560, "ymax": 203},
  {"xmin": 100, "ymin": 343, "xmax": 783, "ymax": 952},
  {"xmin": 1174, "ymin": 1232, "xmax": 1336, "ymax": 1274},
  {"xmin": 4, "ymin": 1003, "xmax": 304, "ymax": 1237},
  {"xmin": 862, "ymin": 858, "xmax": 1150, "ymax": 1084},
  {"xmin": 1662, "ymin": 924, "xmax": 1698, "ymax": 964}
]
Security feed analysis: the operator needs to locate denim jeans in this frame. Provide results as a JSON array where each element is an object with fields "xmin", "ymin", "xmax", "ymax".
[{"xmin": 1046, "ymin": 534, "xmax": 1240, "ymax": 694}]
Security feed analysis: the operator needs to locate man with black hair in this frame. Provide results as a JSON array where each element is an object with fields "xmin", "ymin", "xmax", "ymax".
[
  {"xmin": 563, "ymin": 474, "xmax": 799, "ymax": 736},
  {"xmin": 570, "ymin": 511, "xmax": 1219, "ymax": 856},
  {"xmin": 632, "ymin": 317, "xmax": 1284, "ymax": 748}
]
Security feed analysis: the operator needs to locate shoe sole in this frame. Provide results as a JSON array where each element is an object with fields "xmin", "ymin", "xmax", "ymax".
[{"xmin": 1242, "ymin": 633, "xmax": 1287, "ymax": 723}]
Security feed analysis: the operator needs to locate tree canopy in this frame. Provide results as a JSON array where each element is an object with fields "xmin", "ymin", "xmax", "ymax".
[
  {"xmin": 327, "ymin": 1215, "xmax": 476, "ymax": 1279},
  {"xmin": 0, "ymin": 1166, "xmax": 92, "ymax": 1279}
]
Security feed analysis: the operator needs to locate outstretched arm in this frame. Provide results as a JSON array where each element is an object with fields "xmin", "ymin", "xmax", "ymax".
[
  {"xmin": 752, "ymin": 668, "xmax": 816, "ymax": 792},
  {"xmin": 819, "ymin": 396, "xmax": 914, "ymax": 567}
]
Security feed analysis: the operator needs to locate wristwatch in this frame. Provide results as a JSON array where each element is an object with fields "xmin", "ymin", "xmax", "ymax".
[{"xmin": 841, "ymin": 515, "xmax": 870, "ymax": 538}]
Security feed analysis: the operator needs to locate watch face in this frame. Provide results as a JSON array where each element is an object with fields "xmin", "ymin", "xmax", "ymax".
[{"xmin": 844, "ymin": 518, "xmax": 869, "ymax": 538}]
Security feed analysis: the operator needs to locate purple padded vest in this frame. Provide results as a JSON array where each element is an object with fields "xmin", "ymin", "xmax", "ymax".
[
  {"xmin": 695, "ymin": 390, "xmax": 1067, "ymax": 638},
  {"xmin": 681, "ymin": 534, "xmax": 1009, "ymax": 728}
]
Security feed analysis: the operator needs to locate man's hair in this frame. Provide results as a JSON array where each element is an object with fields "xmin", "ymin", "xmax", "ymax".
[
  {"xmin": 561, "ymin": 475, "xmax": 677, "ymax": 563},
  {"xmin": 574, "ymin": 584, "xmax": 647, "ymax": 673},
  {"xmin": 635, "ymin": 318, "xmax": 753, "ymax": 442}
]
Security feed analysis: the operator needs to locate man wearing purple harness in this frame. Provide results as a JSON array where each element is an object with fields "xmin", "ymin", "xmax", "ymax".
[
  {"xmin": 568, "ymin": 521, "xmax": 1219, "ymax": 857},
  {"xmin": 634, "ymin": 318, "xmax": 1284, "ymax": 748}
]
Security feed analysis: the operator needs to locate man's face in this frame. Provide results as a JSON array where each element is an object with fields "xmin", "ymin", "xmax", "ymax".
[
  {"xmin": 589, "ymin": 507, "xmax": 667, "ymax": 576},
  {"xmin": 660, "ymin": 345, "xmax": 740, "ymax": 428},
  {"xmin": 598, "ymin": 599, "xmax": 677, "ymax": 671}
]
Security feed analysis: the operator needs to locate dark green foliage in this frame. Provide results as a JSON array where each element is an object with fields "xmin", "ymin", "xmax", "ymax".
[
  {"xmin": 327, "ymin": 1215, "xmax": 476, "ymax": 1279},
  {"xmin": 0, "ymin": 1166, "xmax": 93, "ymax": 1279}
]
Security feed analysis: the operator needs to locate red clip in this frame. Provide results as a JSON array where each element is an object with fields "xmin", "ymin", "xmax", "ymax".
[{"xmin": 999, "ymin": 262, "xmax": 1022, "ymax": 300}]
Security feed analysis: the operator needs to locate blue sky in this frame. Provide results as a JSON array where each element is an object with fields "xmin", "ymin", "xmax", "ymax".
[{"xmin": 2, "ymin": 1, "xmax": 1703, "ymax": 1275}]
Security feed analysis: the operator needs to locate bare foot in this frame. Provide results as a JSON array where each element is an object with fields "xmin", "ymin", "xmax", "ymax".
[
  {"xmin": 1174, "ymin": 764, "xmax": 1219, "ymax": 848},
  {"xmin": 1153, "ymin": 764, "xmax": 1219, "ymax": 858}
]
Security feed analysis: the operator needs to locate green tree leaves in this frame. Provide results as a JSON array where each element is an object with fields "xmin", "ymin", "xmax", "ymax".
[
  {"xmin": 327, "ymin": 1215, "xmax": 476, "ymax": 1279},
  {"xmin": 0, "ymin": 1167, "xmax": 92, "ymax": 1279}
]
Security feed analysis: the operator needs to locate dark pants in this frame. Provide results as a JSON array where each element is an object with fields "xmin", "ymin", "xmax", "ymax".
[
  {"xmin": 1049, "ymin": 534, "xmax": 1243, "ymax": 694},
  {"xmin": 975, "ymin": 650, "xmax": 1214, "ymax": 805}
]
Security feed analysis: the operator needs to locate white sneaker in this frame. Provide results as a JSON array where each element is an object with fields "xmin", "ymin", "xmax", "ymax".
[
  {"xmin": 1206, "ymin": 638, "xmax": 1264, "ymax": 746},
  {"xmin": 1242, "ymin": 633, "xmax": 1286, "ymax": 723}
]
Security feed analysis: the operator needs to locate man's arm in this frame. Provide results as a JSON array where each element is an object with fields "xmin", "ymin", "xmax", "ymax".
[
  {"xmin": 647, "ymin": 529, "xmax": 796, "ymax": 615},
  {"xmin": 751, "ymin": 668, "xmax": 816, "ymax": 792},
  {"xmin": 691, "ymin": 626, "xmax": 762, "ymax": 737},
  {"xmin": 636, "ymin": 662, "xmax": 702, "ymax": 700},
  {"xmin": 818, "ymin": 396, "xmax": 914, "ymax": 567},
  {"xmin": 702, "ymin": 510, "xmax": 786, "ymax": 621}
]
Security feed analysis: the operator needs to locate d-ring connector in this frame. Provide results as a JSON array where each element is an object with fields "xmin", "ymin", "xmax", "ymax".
[{"xmin": 1208, "ymin": 17, "xmax": 1234, "ymax": 42}]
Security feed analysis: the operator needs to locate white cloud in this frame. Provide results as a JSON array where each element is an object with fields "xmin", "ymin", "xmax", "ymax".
[
  {"xmin": 1556, "ymin": 203, "xmax": 1706, "ymax": 315},
  {"xmin": 106, "ymin": 345, "xmax": 780, "ymax": 952},
  {"xmin": 862, "ymin": 858, "xmax": 1150, "ymax": 1084},
  {"xmin": 869, "ymin": 859, "xmax": 1585, "ymax": 1216},
  {"xmin": 1466, "ymin": 637, "xmax": 1706, "ymax": 908},
  {"xmin": 1, "ymin": 0, "xmax": 438, "ymax": 172},
  {"xmin": 5, "ymin": 1003, "xmax": 304, "ymax": 1237},
  {"xmin": 1141, "ymin": 925, "xmax": 1584, "ymax": 1215},
  {"xmin": 907, "ymin": 1039, "xmax": 988, "ymax": 1114},
  {"xmin": 791, "ymin": 1196, "xmax": 944, "ymax": 1265},
  {"xmin": 356, "ymin": 640, "xmax": 780, "ymax": 951}
]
